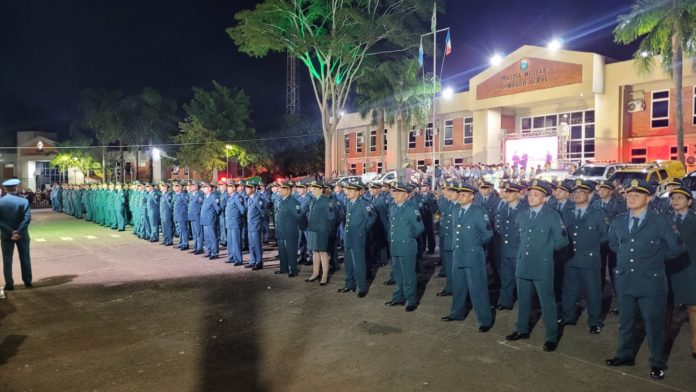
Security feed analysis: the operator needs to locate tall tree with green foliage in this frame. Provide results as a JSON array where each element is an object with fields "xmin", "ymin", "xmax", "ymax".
[
  {"xmin": 174, "ymin": 81, "xmax": 256, "ymax": 179},
  {"xmin": 228, "ymin": 0, "xmax": 442, "ymax": 175},
  {"xmin": 614, "ymin": 0, "xmax": 696, "ymax": 164}
]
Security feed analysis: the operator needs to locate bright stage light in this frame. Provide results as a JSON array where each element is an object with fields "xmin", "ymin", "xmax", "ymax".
[
  {"xmin": 640, "ymin": 51, "xmax": 649, "ymax": 58},
  {"xmin": 490, "ymin": 54, "xmax": 503, "ymax": 66},
  {"xmin": 442, "ymin": 87, "xmax": 454, "ymax": 99},
  {"xmin": 548, "ymin": 39, "xmax": 562, "ymax": 50}
]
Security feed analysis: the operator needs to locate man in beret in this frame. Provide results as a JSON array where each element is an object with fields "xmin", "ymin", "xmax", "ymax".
[
  {"xmin": 0, "ymin": 179, "xmax": 32, "ymax": 290},
  {"xmin": 506, "ymin": 180, "xmax": 568, "ymax": 352},
  {"xmin": 605, "ymin": 179, "xmax": 685, "ymax": 380}
]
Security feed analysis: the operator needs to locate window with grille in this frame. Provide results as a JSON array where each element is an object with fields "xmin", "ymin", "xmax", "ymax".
[
  {"xmin": 356, "ymin": 132, "xmax": 364, "ymax": 153},
  {"xmin": 444, "ymin": 120, "xmax": 453, "ymax": 145},
  {"xmin": 464, "ymin": 117, "xmax": 473, "ymax": 144},
  {"xmin": 651, "ymin": 90, "xmax": 669, "ymax": 128},
  {"xmin": 425, "ymin": 123, "xmax": 433, "ymax": 147},
  {"xmin": 369, "ymin": 129, "xmax": 377, "ymax": 152},
  {"xmin": 631, "ymin": 147, "xmax": 647, "ymax": 163},
  {"xmin": 408, "ymin": 130, "xmax": 416, "ymax": 149}
]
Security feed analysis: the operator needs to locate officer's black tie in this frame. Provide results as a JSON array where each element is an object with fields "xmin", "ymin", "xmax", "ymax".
[
  {"xmin": 530, "ymin": 211, "xmax": 537, "ymax": 221},
  {"xmin": 630, "ymin": 217, "xmax": 640, "ymax": 234}
]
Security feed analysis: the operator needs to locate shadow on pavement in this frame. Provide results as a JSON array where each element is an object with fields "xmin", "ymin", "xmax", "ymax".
[
  {"xmin": 34, "ymin": 274, "xmax": 77, "ymax": 288},
  {"xmin": 0, "ymin": 335, "xmax": 27, "ymax": 365}
]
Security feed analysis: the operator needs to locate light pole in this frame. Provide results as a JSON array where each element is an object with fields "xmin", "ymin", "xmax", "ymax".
[{"xmin": 225, "ymin": 144, "xmax": 233, "ymax": 179}]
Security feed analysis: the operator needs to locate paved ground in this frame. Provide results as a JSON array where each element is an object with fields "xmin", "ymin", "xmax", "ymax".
[{"xmin": 0, "ymin": 210, "xmax": 695, "ymax": 392}]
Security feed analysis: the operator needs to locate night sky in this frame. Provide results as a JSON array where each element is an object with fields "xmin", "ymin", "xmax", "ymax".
[{"xmin": 0, "ymin": 0, "xmax": 638, "ymax": 145}]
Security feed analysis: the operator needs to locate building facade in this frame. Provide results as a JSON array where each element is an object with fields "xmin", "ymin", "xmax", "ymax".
[{"xmin": 334, "ymin": 45, "xmax": 696, "ymax": 174}]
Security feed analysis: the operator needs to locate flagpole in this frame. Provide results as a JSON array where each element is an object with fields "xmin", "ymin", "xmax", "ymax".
[{"xmin": 431, "ymin": 2, "xmax": 437, "ymax": 189}]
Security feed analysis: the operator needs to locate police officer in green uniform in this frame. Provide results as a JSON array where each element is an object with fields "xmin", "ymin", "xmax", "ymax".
[
  {"xmin": 340, "ymin": 182, "xmax": 375, "ymax": 296},
  {"xmin": 665, "ymin": 185, "xmax": 696, "ymax": 359},
  {"xmin": 385, "ymin": 182, "xmax": 424, "ymax": 312},
  {"xmin": 558, "ymin": 179, "xmax": 608, "ymax": 334},
  {"xmin": 115, "ymin": 183, "xmax": 128, "ymax": 231},
  {"xmin": 274, "ymin": 182, "xmax": 301, "ymax": 276},
  {"xmin": 435, "ymin": 180, "xmax": 457, "ymax": 297},
  {"xmin": 506, "ymin": 179, "xmax": 568, "ymax": 352},
  {"xmin": 494, "ymin": 182, "xmax": 527, "ymax": 310},
  {"xmin": 605, "ymin": 179, "xmax": 685, "ymax": 380},
  {"xmin": 441, "ymin": 183, "xmax": 494, "ymax": 332}
]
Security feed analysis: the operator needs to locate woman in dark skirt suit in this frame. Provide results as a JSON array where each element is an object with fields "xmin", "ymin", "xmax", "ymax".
[
  {"xmin": 666, "ymin": 186, "xmax": 696, "ymax": 359},
  {"xmin": 306, "ymin": 181, "xmax": 336, "ymax": 285}
]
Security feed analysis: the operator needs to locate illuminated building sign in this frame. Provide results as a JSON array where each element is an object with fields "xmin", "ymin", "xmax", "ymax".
[{"xmin": 477, "ymin": 57, "xmax": 582, "ymax": 100}]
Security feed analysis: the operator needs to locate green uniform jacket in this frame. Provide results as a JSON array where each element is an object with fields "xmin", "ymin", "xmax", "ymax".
[
  {"xmin": 388, "ymin": 199, "xmax": 424, "ymax": 257},
  {"xmin": 515, "ymin": 205, "xmax": 569, "ymax": 280}
]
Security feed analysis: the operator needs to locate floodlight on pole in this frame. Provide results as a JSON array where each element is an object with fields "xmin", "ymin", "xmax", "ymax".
[
  {"xmin": 442, "ymin": 87, "xmax": 454, "ymax": 99},
  {"xmin": 490, "ymin": 54, "xmax": 503, "ymax": 66},
  {"xmin": 640, "ymin": 51, "xmax": 650, "ymax": 58},
  {"xmin": 224, "ymin": 145, "xmax": 233, "ymax": 179},
  {"xmin": 547, "ymin": 39, "xmax": 562, "ymax": 51}
]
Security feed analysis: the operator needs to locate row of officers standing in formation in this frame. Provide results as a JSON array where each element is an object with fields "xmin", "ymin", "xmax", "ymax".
[{"xmin": 50, "ymin": 175, "xmax": 696, "ymax": 381}]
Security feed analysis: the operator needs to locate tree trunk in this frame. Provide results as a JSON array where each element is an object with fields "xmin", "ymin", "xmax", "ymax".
[
  {"xmin": 673, "ymin": 31, "xmax": 685, "ymax": 164},
  {"xmin": 324, "ymin": 131, "xmax": 334, "ymax": 178},
  {"xmin": 120, "ymin": 143, "xmax": 125, "ymax": 183},
  {"xmin": 378, "ymin": 110, "xmax": 385, "ymax": 171},
  {"xmin": 135, "ymin": 148, "xmax": 140, "ymax": 182}
]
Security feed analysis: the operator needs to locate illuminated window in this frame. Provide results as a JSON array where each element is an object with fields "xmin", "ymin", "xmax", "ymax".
[
  {"xmin": 670, "ymin": 146, "xmax": 689, "ymax": 160},
  {"xmin": 369, "ymin": 129, "xmax": 377, "ymax": 152},
  {"xmin": 651, "ymin": 90, "xmax": 669, "ymax": 128},
  {"xmin": 425, "ymin": 123, "xmax": 433, "ymax": 147},
  {"xmin": 444, "ymin": 120, "xmax": 453, "ymax": 145},
  {"xmin": 566, "ymin": 110, "xmax": 595, "ymax": 161},
  {"xmin": 464, "ymin": 117, "xmax": 473, "ymax": 144},
  {"xmin": 356, "ymin": 132, "xmax": 364, "ymax": 153},
  {"xmin": 383, "ymin": 129, "xmax": 388, "ymax": 151},
  {"xmin": 344, "ymin": 134, "xmax": 350, "ymax": 154},
  {"xmin": 631, "ymin": 148, "xmax": 647, "ymax": 163},
  {"xmin": 408, "ymin": 130, "xmax": 416, "ymax": 149}
]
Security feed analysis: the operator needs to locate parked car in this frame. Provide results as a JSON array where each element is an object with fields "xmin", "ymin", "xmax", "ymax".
[
  {"xmin": 372, "ymin": 171, "xmax": 397, "ymax": 184},
  {"xmin": 361, "ymin": 172, "xmax": 380, "ymax": 184},
  {"xmin": 566, "ymin": 163, "xmax": 635, "ymax": 182},
  {"xmin": 608, "ymin": 160, "xmax": 686, "ymax": 194},
  {"xmin": 681, "ymin": 171, "xmax": 696, "ymax": 199}
]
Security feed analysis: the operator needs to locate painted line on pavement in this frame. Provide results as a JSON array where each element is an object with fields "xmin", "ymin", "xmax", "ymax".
[
  {"xmin": 86, "ymin": 235, "xmax": 98, "ymax": 239},
  {"xmin": 60, "ymin": 237, "xmax": 74, "ymax": 241}
]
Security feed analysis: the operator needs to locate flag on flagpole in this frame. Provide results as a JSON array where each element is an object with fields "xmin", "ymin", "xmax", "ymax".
[
  {"xmin": 444, "ymin": 30, "xmax": 452, "ymax": 56},
  {"xmin": 418, "ymin": 41, "xmax": 424, "ymax": 68},
  {"xmin": 431, "ymin": 2, "xmax": 437, "ymax": 33}
]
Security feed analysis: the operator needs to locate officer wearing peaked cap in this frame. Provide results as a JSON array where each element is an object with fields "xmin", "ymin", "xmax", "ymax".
[
  {"xmin": 274, "ymin": 182, "xmax": 300, "ymax": 275},
  {"xmin": 606, "ymin": 179, "xmax": 685, "ymax": 380},
  {"xmin": 442, "ymin": 183, "xmax": 494, "ymax": 331},
  {"xmin": 494, "ymin": 182, "xmax": 528, "ymax": 310},
  {"xmin": 187, "ymin": 181, "xmax": 205, "ymax": 254},
  {"xmin": 506, "ymin": 179, "xmax": 568, "ymax": 352},
  {"xmin": 217, "ymin": 180, "xmax": 228, "ymax": 248},
  {"xmin": 245, "ymin": 180, "xmax": 267, "ymax": 270},
  {"xmin": 0, "ymin": 179, "xmax": 32, "ymax": 290},
  {"xmin": 159, "ymin": 181, "xmax": 174, "ymax": 246},
  {"xmin": 340, "ymin": 182, "xmax": 375, "ymax": 295},
  {"xmin": 592, "ymin": 179, "xmax": 626, "ymax": 307},
  {"xmin": 385, "ymin": 182, "xmax": 424, "ymax": 312},
  {"xmin": 172, "ymin": 180, "xmax": 190, "ymax": 250},
  {"xmin": 558, "ymin": 179, "xmax": 608, "ymax": 334},
  {"xmin": 224, "ymin": 179, "xmax": 247, "ymax": 265},
  {"xmin": 200, "ymin": 181, "xmax": 221, "ymax": 259},
  {"xmin": 145, "ymin": 182, "xmax": 161, "ymax": 242},
  {"xmin": 435, "ymin": 180, "xmax": 458, "ymax": 297}
]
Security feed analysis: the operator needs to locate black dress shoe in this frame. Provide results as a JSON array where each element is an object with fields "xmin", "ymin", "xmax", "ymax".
[
  {"xmin": 337, "ymin": 287, "xmax": 355, "ymax": 293},
  {"xmin": 496, "ymin": 305, "xmax": 513, "ymax": 311},
  {"xmin": 274, "ymin": 271, "xmax": 288, "ymax": 275},
  {"xmin": 357, "ymin": 291, "xmax": 367, "ymax": 298},
  {"xmin": 557, "ymin": 319, "xmax": 576, "ymax": 327},
  {"xmin": 609, "ymin": 307, "xmax": 619, "ymax": 315},
  {"xmin": 436, "ymin": 273, "xmax": 446, "ymax": 278},
  {"xmin": 251, "ymin": 265, "xmax": 263, "ymax": 271},
  {"xmin": 478, "ymin": 325, "xmax": 492, "ymax": 333},
  {"xmin": 543, "ymin": 341, "xmax": 557, "ymax": 352},
  {"xmin": 24, "ymin": 283, "xmax": 33, "ymax": 288},
  {"xmin": 383, "ymin": 280, "xmax": 395, "ymax": 286},
  {"xmin": 305, "ymin": 276, "xmax": 319, "ymax": 282},
  {"xmin": 405, "ymin": 304, "xmax": 417, "ymax": 312},
  {"xmin": 650, "ymin": 367, "xmax": 665, "ymax": 380},
  {"xmin": 605, "ymin": 357, "xmax": 635, "ymax": 367},
  {"xmin": 589, "ymin": 326, "xmax": 601, "ymax": 334},
  {"xmin": 193, "ymin": 250, "xmax": 203, "ymax": 255},
  {"xmin": 385, "ymin": 301, "xmax": 405, "ymax": 306},
  {"xmin": 505, "ymin": 332, "xmax": 530, "ymax": 341},
  {"xmin": 244, "ymin": 264, "xmax": 254, "ymax": 269},
  {"xmin": 233, "ymin": 262, "xmax": 243, "ymax": 266},
  {"xmin": 441, "ymin": 316, "xmax": 458, "ymax": 322},
  {"xmin": 692, "ymin": 352, "xmax": 696, "ymax": 359},
  {"xmin": 208, "ymin": 255, "xmax": 219, "ymax": 260},
  {"xmin": 435, "ymin": 290, "xmax": 452, "ymax": 297},
  {"xmin": 4, "ymin": 286, "xmax": 14, "ymax": 291},
  {"xmin": 319, "ymin": 282, "xmax": 328, "ymax": 286},
  {"xmin": 288, "ymin": 273, "xmax": 297, "ymax": 277},
  {"xmin": 180, "ymin": 247, "xmax": 190, "ymax": 251}
]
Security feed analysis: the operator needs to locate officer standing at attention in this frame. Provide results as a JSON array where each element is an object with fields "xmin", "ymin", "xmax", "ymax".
[
  {"xmin": 0, "ymin": 179, "xmax": 32, "ymax": 290},
  {"xmin": 295, "ymin": 183, "xmax": 312, "ymax": 265},
  {"xmin": 159, "ymin": 181, "xmax": 175, "ymax": 246},
  {"xmin": 435, "ymin": 181, "xmax": 457, "ymax": 297},
  {"xmin": 274, "ymin": 182, "xmax": 301, "ymax": 276},
  {"xmin": 441, "ymin": 182, "xmax": 494, "ymax": 331},
  {"xmin": 385, "ymin": 182, "xmax": 424, "ymax": 312},
  {"xmin": 494, "ymin": 182, "xmax": 527, "ymax": 310},
  {"xmin": 306, "ymin": 181, "xmax": 336, "ymax": 284},
  {"xmin": 114, "ymin": 183, "xmax": 127, "ymax": 231},
  {"xmin": 340, "ymin": 182, "xmax": 375, "ymax": 296},
  {"xmin": 225, "ymin": 180, "xmax": 246, "ymax": 265},
  {"xmin": 665, "ymin": 185, "xmax": 696, "ymax": 359},
  {"xmin": 172, "ymin": 181, "xmax": 190, "ymax": 250},
  {"xmin": 605, "ymin": 179, "xmax": 685, "ymax": 380},
  {"xmin": 591, "ymin": 180, "xmax": 626, "ymax": 297},
  {"xmin": 245, "ymin": 180, "xmax": 267, "ymax": 270},
  {"xmin": 145, "ymin": 183, "xmax": 161, "ymax": 242},
  {"xmin": 217, "ymin": 180, "xmax": 228, "ymax": 248},
  {"xmin": 419, "ymin": 182, "xmax": 438, "ymax": 255},
  {"xmin": 200, "ymin": 182, "xmax": 221, "ymax": 260},
  {"xmin": 558, "ymin": 179, "xmax": 608, "ymax": 334},
  {"xmin": 506, "ymin": 179, "xmax": 568, "ymax": 352},
  {"xmin": 187, "ymin": 181, "xmax": 205, "ymax": 255}
]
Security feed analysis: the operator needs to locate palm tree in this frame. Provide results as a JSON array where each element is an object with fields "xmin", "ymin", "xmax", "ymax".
[
  {"xmin": 614, "ymin": 0, "xmax": 696, "ymax": 164},
  {"xmin": 355, "ymin": 58, "xmax": 437, "ymax": 168}
]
